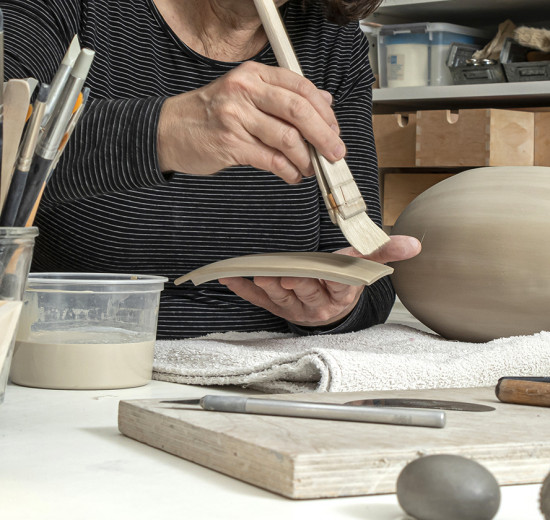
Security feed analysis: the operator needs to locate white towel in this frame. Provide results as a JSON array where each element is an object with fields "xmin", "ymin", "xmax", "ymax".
[{"xmin": 153, "ymin": 324, "xmax": 550, "ymax": 393}]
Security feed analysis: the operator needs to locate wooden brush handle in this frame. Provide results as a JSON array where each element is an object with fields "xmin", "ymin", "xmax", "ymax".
[
  {"xmin": 495, "ymin": 377, "xmax": 550, "ymax": 407},
  {"xmin": 253, "ymin": 0, "xmax": 302, "ymax": 75}
]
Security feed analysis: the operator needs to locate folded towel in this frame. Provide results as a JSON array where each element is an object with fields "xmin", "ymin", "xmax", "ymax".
[{"xmin": 153, "ymin": 324, "xmax": 550, "ymax": 394}]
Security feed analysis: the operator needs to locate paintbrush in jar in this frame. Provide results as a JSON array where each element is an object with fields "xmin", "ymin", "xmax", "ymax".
[
  {"xmin": 253, "ymin": 0, "xmax": 390, "ymax": 255},
  {"xmin": 13, "ymin": 48, "xmax": 95, "ymax": 227},
  {"xmin": 0, "ymin": 9, "xmax": 4, "ymax": 200},
  {"xmin": 43, "ymin": 34, "xmax": 80, "ymax": 127},
  {"xmin": 24, "ymin": 87, "xmax": 90, "ymax": 227},
  {"xmin": 0, "ymin": 83, "xmax": 50, "ymax": 227}
]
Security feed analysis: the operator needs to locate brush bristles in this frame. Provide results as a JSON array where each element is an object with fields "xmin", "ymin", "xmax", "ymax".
[{"xmin": 338, "ymin": 212, "xmax": 390, "ymax": 256}]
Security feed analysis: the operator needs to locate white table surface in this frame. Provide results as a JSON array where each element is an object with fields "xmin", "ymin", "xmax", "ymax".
[{"xmin": 1, "ymin": 380, "xmax": 544, "ymax": 520}]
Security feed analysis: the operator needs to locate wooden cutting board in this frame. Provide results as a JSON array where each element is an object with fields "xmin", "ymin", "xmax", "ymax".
[{"xmin": 118, "ymin": 386, "xmax": 550, "ymax": 499}]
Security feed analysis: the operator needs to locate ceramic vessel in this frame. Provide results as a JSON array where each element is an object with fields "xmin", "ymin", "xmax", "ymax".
[{"xmin": 390, "ymin": 166, "xmax": 550, "ymax": 342}]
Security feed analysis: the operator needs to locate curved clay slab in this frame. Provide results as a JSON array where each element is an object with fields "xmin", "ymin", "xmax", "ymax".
[{"xmin": 175, "ymin": 252, "xmax": 393, "ymax": 287}]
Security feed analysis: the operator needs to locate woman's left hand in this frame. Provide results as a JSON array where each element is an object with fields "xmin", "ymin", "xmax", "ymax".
[{"xmin": 219, "ymin": 235, "xmax": 421, "ymax": 328}]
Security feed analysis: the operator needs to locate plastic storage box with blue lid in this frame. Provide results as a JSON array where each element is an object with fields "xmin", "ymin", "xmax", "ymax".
[{"xmin": 378, "ymin": 22, "xmax": 491, "ymax": 88}]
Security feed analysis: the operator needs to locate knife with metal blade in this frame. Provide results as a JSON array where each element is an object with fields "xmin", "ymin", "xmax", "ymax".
[
  {"xmin": 344, "ymin": 398, "xmax": 495, "ymax": 412},
  {"xmin": 160, "ymin": 395, "xmax": 446, "ymax": 428}
]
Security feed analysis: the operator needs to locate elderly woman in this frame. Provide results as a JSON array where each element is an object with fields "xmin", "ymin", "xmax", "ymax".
[{"xmin": 1, "ymin": 0, "xmax": 420, "ymax": 338}]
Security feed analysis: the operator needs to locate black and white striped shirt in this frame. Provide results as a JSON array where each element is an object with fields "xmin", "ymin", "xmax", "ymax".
[{"xmin": 1, "ymin": 0, "xmax": 395, "ymax": 338}]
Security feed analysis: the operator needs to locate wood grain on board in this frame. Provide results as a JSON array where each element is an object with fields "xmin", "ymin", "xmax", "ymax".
[{"xmin": 118, "ymin": 386, "xmax": 550, "ymax": 499}]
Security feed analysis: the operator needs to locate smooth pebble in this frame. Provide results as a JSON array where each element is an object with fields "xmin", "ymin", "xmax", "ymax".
[
  {"xmin": 541, "ymin": 470, "xmax": 550, "ymax": 519},
  {"xmin": 396, "ymin": 454, "xmax": 500, "ymax": 520}
]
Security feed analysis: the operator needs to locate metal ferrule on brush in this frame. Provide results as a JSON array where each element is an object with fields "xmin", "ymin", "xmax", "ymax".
[
  {"xmin": 16, "ymin": 84, "xmax": 50, "ymax": 171},
  {"xmin": 39, "ymin": 48, "xmax": 95, "ymax": 160},
  {"xmin": 43, "ymin": 35, "xmax": 80, "ymax": 125}
]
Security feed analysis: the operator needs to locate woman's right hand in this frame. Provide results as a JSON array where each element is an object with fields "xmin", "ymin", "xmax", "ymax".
[{"xmin": 157, "ymin": 61, "xmax": 346, "ymax": 184}]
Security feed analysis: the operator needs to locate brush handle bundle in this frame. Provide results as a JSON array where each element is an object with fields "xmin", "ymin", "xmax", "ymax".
[{"xmin": 0, "ymin": 24, "xmax": 94, "ymax": 228}]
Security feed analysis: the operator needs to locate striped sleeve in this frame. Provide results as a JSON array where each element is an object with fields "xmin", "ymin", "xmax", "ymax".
[
  {"xmin": 0, "ymin": 0, "xmax": 169, "ymax": 203},
  {"xmin": 46, "ymin": 96, "xmax": 169, "ymax": 202},
  {"xmin": 0, "ymin": 0, "xmax": 395, "ymax": 338}
]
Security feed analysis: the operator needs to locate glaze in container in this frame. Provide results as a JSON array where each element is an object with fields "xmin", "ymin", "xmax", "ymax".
[{"xmin": 11, "ymin": 273, "xmax": 167, "ymax": 389}]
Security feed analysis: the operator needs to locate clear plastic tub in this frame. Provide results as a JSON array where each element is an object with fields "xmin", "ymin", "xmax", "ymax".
[
  {"xmin": 378, "ymin": 23, "xmax": 490, "ymax": 88},
  {"xmin": 11, "ymin": 273, "xmax": 168, "ymax": 390}
]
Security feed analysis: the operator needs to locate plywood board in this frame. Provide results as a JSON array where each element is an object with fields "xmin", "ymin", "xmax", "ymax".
[
  {"xmin": 416, "ymin": 109, "xmax": 534, "ymax": 167},
  {"xmin": 118, "ymin": 386, "xmax": 550, "ymax": 499},
  {"xmin": 383, "ymin": 173, "xmax": 454, "ymax": 226}
]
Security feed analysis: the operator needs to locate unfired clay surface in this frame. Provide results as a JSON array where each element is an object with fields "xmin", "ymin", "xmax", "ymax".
[
  {"xmin": 391, "ymin": 166, "xmax": 550, "ymax": 342},
  {"xmin": 396, "ymin": 454, "xmax": 500, "ymax": 520}
]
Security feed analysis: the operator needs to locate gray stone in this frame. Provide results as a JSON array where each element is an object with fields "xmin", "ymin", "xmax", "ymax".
[
  {"xmin": 396, "ymin": 454, "xmax": 500, "ymax": 520},
  {"xmin": 540, "ymin": 469, "xmax": 550, "ymax": 519}
]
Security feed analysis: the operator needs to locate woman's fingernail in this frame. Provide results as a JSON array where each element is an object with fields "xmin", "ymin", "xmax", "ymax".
[
  {"xmin": 333, "ymin": 142, "xmax": 345, "ymax": 159},
  {"xmin": 331, "ymin": 123, "xmax": 340, "ymax": 135}
]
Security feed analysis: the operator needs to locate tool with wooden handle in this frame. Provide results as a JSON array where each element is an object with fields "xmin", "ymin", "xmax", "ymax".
[
  {"xmin": 495, "ymin": 376, "xmax": 550, "ymax": 407},
  {"xmin": 252, "ymin": 0, "xmax": 390, "ymax": 255}
]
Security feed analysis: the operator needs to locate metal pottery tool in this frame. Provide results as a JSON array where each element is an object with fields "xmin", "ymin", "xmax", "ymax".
[
  {"xmin": 345, "ymin": 398, "xmax": 495, "ymax": 412},
  {"xmin": 160, "ymin": 395, "xmax": 446, "ymax": 428},
  {"xmin": 252, "ymin": 0, "xmax": 390, "ymax": 255},
  {"xmin": 495, "ymin": 376, "xmax": 550, "ymax": 407}
]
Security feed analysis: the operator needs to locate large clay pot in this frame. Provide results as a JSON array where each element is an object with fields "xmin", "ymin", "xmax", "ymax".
[{"xmin": 390, "ymin": 166, "xmax": 550, "ymax": 342}]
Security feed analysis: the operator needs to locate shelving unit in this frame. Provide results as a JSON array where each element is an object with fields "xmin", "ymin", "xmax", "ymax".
[
  {"xmin": 368, "ymin": 0, "xmax": 550, "ymax": 230},
  {"xmin": 370, "ymin": 0, "xmax": 549, "ymax": 26},
  {"xmin": 369, "ymin": 0, "xmax": 550, "ymax": 112},
  {"xmin": 373, "ymin": 81, "xmax": 550, "ymax": 113}
]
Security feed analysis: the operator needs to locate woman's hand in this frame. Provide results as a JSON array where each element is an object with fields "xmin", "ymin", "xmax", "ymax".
[
  {"xmin": 219, "ymin": 235, "xmax": 421, "ymax": 328},
  {"xmin": 157, "ymin": 61, "xmax": 345, "ymax": 184}
]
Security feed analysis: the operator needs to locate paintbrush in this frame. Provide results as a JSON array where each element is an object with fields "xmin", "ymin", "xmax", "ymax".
[
  {"xmin": 253, "ymin": 0, "xmax": 390, "ymax": 255},
  {"xmin": 1, "ymin": 79, "xmax": 36, "ymax": 209},
  {"xmin": 43, "ymin": 35, "xmax": 80, "ymax": 127},
  {"xmin": 24, "ymin": 87, "xmax": 90, "ymax": 227},
  {"xmin": 0, "ymin": 84, "xmax": 50, "ymax": 226},
  {"xmin": 51, "ymin": 86, "xmax": 89, "ymax": 170},
  {"xmin": 13, "ymin": 48, "xmax": 95, "ymax": 227},
  {"xmin": 0, "ymin": 9, "xmax": 4, "ymax": 204}
]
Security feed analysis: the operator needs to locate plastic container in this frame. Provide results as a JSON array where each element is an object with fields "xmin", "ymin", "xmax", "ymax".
[
  {"xmin": 501, "ymin": 38, "xmax": 550, "ymax": 83},
  {"xmin": 360, "ymin": 23, "xmax": 381, "ymax": 86},
  {"xmin": 0, "ymin": 227, "xmax": 38, "ymax": 403},
  {"xmin": 11, "ymin": 273, "xmax": 168, "ymax": 390},
  {"xmin": 378, "ymin": 23, "xmax": 490, "ymax": 88},
  {"xmin": 447, "ymin": 42, "xmax": 506, "ymax": 85}
]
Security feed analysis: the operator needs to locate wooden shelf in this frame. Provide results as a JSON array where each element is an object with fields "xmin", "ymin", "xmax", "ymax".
[
  {"xmin": 373, "ymin": 81, "xmax": 550, "ymax": 113},
  {"xmin": 371, "ymin": 0, "xmax": 550, "ymax": 25}
]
